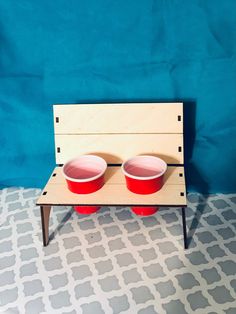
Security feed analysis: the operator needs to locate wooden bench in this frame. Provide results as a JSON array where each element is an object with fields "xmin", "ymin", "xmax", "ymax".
[{"xmin": 36, "ymin": 103, "xmax": 188, "ymax": 248}]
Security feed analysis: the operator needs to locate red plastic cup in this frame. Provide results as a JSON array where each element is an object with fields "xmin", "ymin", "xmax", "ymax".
[
  {"xmin": 62, "ymin": 155, "xmax": 107, "ymax": 214},
  {"xmin": 63, "ymin": 155, "xmax": 107, "ymax": 194},
  {"xmin": 74, "ymin": 206, "xmax": 101, "ymax": 214},
  {"xmin": 131, "ymin": 206, "xmax": 159, "ymax": 216},
  {"xmin": 122, "ymin": 155, "xmax": 167, "ymax": 194}
]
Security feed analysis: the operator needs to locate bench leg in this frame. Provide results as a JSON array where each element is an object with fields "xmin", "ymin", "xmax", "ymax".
[
  {"xmin": 40, "ymin": 206, "xmax": 52, "ymax": 246},
  {"xmin": 181, "ymin": 207, "xmax": 188, "ymax": 249}
]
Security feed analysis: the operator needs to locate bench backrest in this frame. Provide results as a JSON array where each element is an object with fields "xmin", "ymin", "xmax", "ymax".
[{"xmin": 53, "ymin": 103, "xmax": 184, "ymax": 165}]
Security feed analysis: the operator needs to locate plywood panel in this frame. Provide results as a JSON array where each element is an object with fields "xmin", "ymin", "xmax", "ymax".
[
  {"xmin": 48, "ymin": 166, "xmax": 186, "ymax": 185},
  {"xmin": 37, "ymin": 184, "xmax": 186, "ymax": 206},
  {"xmin": 55, "ymin": 134, "xmax": 184, "ymax": 164},
  {"xmin": 36, "ymin": 166, "xmax": 187, "ymax": 206},
  {"xmin": 53, "ymin": 103, "xmax": 183, "ymax": 134}
]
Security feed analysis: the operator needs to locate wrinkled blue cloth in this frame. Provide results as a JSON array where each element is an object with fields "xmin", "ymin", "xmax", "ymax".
[{"xmin": 0, "ymin": 1, "xmax": 236, "ymax": 193}]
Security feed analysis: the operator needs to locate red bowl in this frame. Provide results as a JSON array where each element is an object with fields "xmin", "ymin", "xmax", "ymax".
[
  {"xmin": 122, "ymin": 155, "xmax": 167, "ymax": 194},
  {"xmin": 62, "ymin": 155, "xmax": 107, "ymax": 194},
  {"xmin": 131, "ymin": 206, "xmax": 159, "ymax": 216}
]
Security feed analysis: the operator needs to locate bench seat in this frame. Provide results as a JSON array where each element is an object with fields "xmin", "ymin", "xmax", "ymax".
[{"xmin": 36, "ymin": 166, "xmax": 187, "ymax": 207}]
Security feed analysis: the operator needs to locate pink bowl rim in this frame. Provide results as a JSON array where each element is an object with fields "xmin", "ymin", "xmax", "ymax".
[
  {"xmin": 62, "ymin": 155, "xmax": 107, "ymax": 183},
  {"xmin": 121, "ymin": 155, "xmax": 167, "ymax": 181}
]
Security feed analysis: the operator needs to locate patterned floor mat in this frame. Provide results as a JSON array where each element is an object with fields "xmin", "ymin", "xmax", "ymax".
[{"xmin": 0, "ymin": 188, "xmax": 236, "ymax": 314}]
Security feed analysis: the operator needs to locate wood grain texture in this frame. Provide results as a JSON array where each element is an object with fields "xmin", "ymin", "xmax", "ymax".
[
  {"xmin": 53, "ymin": 103, "xmax": 183, "ymax": 134},
  {"xmin": 36, "ymin": 166, "xmax": 187, "ymax": 206},
  {"xmin": 55, "ymin": 134, "xmax": 184, "ymax": 164}
]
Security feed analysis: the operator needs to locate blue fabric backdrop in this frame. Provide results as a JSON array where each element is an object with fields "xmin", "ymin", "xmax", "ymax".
[{"xmin": 0, "ymin": 0, "xmax": 236, "ymax": 193}]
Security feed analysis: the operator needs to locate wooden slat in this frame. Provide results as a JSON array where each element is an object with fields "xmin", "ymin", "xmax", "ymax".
[
  {"xmin": 36, "ymin": 166, "xmax": 187, "ymax": 206},
  {"xmin": 55, "ymin": 134, "xmax": 184, "ymax": 164},
  {"xmin": 48, "ymin": 166, "xmax": 186, "ymax": 185},
  {"xmin": 53, "ymin": 103, "xmax": 183, "ymax": 134},
  {"xmin": 37, "ymin": 184, "xmax": 186, "ymax": 206}
]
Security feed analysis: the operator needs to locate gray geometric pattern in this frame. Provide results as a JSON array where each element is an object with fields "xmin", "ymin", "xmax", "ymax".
[{"xmin": 0, "ymin": 188, "xmax": 236, "ymax": 313}]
